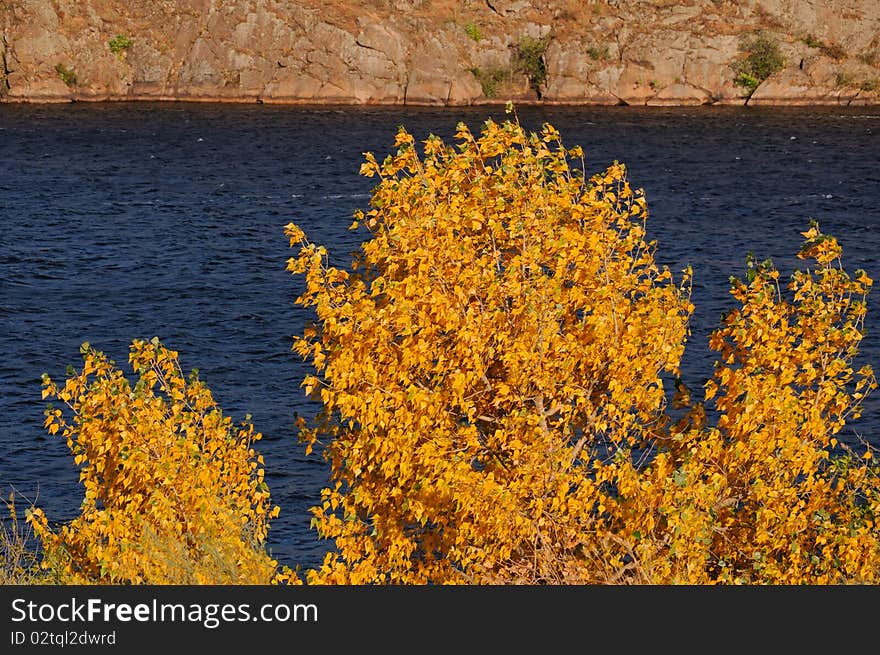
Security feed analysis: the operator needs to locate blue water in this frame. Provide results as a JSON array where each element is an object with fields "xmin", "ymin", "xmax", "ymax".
[{"xmin": 1, "ymin": 102, "xmax": 878, "ymax": 571}]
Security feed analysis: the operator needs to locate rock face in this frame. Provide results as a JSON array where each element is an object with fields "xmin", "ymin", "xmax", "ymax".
[
  {"xmin": 2, "ymin": 0, "xmax": 879, "ymax": 105},
  {"xmin": 1, "ymin": 28, "xmax": 6, "ymax": 97}
]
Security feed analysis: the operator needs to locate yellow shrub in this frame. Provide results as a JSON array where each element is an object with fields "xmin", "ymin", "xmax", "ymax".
[
  {"xmin": 289, "ymin": 117, "xmax": 879, "ymax": 584},
  {"xmin": 29, "ymin": 338, "xmax": 297, "ymax": 584},
  {"xmin": 288, "ymin": 116, "xmax": 693, "ymax": 583},
  {"xmin": 607, "ymin": 225, "xmax": 880, "ymax": 584}
]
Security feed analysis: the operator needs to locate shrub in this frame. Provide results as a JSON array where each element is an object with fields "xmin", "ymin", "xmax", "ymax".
[
  {"xmin": 464, "ymin": 22, "xmax": 482, "ymax": 42},
  {"xmin": 622, "ymin": 225, "xmax": 879, "ymax": 583},
  {"xmin": 288, "ymin": 117, "xmax": 880, "ymax": 584},
  {"xmin": 467, "ymin": 66, "xmax": 513, "ymax": 98},
  {"xmin": 513, "ymin": 35, "xmax": 550, "ymax": 94},
  {"xmin": 28, "ymin": 339, "xmax": 296, "ymax": 584},
  {"xmin": 858, "ymin": 51, "xmax": 878, "ymax": 67},
  {"xmin": 801, "ymin": 34, "xmax": 846, "ymax": 60},
  {"xmin": 108, "ymin": 34, "xmax": 133, "ymax": 57},
  {"xmin": 836, "ymin": 71, "xmax": 855, "ymax": 87},
  {"xmin": 467, "ymin": 36, "xmax": 550, "ymax": 99},
  {"xmin": 734, "ymin": 72, "xmax": 761, "ymax": 95},
  {"xmin": 288, "ymin": 116, "xmax": 693, "ymax": 584},
  {"xmin": 55, "ymin": 64, "xmax": 77, "ymax": 87},
  {"xmin": 586, "ymin": 45, "xmax": 610, "ymax": 61},
  {"xmin": 732, "ymin": 31, "xmax": 784, "ymax": 96}
]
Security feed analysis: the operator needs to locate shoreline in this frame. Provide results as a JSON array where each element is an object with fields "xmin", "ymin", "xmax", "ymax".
[{"xmin": 3, "ymin": 95, "xmax": 880, "ymax": 108}]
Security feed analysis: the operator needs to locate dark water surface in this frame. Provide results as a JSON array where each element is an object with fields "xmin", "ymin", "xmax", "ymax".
[{"xmin": 1, "ymin": 102, "xmax": 878, "ymax": 571}]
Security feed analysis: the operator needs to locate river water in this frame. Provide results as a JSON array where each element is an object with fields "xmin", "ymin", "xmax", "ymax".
[{"xmin": 1, "ymin": 102, "xmax": 878, "ymax": 571}]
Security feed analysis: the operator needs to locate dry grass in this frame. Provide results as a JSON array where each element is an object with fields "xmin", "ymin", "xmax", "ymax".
[{"xmin": 0, "ymin": 490, "xmax": 54, "ymax": 584}]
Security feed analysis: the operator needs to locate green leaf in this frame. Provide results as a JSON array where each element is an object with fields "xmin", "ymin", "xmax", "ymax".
[{"xmin": 673, "ymin": 467, "xmax": 688, "ymax": 487}]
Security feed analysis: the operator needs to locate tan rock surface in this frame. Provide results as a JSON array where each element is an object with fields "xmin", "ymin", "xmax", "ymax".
[{"xmin": 1, "ymin": 0, "xmax": 878, "ymax": 105}]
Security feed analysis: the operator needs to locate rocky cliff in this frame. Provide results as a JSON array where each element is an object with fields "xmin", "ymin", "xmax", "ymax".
[{"xmin": 2, "ymin": 0, "xmax": 879, "ymax": 105}]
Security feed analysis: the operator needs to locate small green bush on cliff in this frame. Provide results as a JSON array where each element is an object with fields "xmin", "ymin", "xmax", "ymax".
[
  {"xmin": 464, "ymin": 22, "xmax": 482, "ymax": 42},
  {"xmin": 54, "ymin": 64, "xmax": 77, "ymax": 87},
  {"xmin": 733, "ymin": 31, "xmax": 784, "ymax": 96},
  {"xmin": 586, "ymin": 44, "xmax": 610, "ymax": 61},
  {"xmin": 108, "ymin": 34, "xmax": 133, "ymax": 57},
  {"xmin": 468, "ymin": 35, "xmax": 550, "ymax": 99},
  {"xmin": 801, "ymin": 34, "xmax": 846, "ymax": 60},
  {"xmin": 468, "ymin": 66, "xmax": 513, "ymax": 99},
  {"xmin": 513, "ymin": 35, "xmax": 549, "ymax": 94}
]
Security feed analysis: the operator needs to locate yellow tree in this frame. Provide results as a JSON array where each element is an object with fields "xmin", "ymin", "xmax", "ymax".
[
  {"xmin": 705, "ymin": 226, "xmax": 878, "ymax": 582},
  {"xmin": 29, "ymin": 339, "xmax": 295, "ymax": 584},
  {"xmin": 287, "ymin": 115, "xmax": 693, "ymax": 583},
  {"xmin": 605, "ymin": 224, "xmax": 880, "ymax": 583}
]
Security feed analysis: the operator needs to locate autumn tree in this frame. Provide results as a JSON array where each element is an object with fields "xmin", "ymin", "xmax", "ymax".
[
  {"xmin": 29, "ymin": 339, "xmax": 296, "ymax": 584},
  {"xmin": 289, "ymin": 114, "xmax": 880, "ymax": 584},
  {"xmin": 287, "ymin": 116, "xmax": 694, "ymax": 583},
  {"xmin": 605, "ymin": 225, "xmax": 879, "ymax": 583}
]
